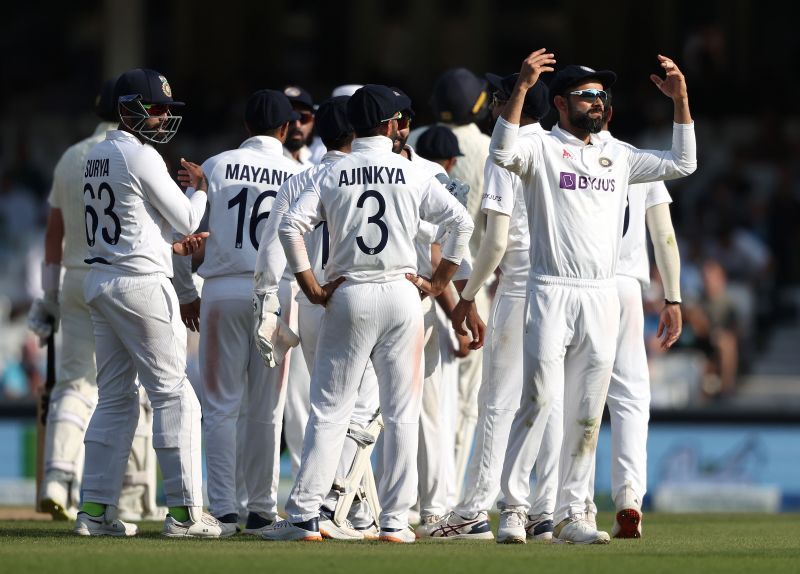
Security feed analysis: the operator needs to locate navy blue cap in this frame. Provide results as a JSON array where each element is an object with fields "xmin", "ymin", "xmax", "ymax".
[
  {"xmin": 114, "ymin": 68, "xmax": 184, "ymax": 106},
  {"xmin": 416, "ymin": 125, "xmax": 463, "ymax": 160},
  {"xmin": 486, "ymin": 72, "xmax": 550, "ymax": 120},
  {"xmin": 347, "ymin": 84, "xmax": 411, "ymax": 132},
  {"xmin": 283, "ymin": 85, "xmax": 314, "ymax": 111},
  {"xmin": 315, "ymin": 96, "xmax": 354, "ymax": 142},
  {"xmin": 245, "ymin": 89, "xmax": 299, "ymax": 132},
  {"xmin": 95, "ymin": 77, "xmax": 119, "ymax": 122},
  {"xmin": 430, "ymin": 68, "xmax": 487, "ymax": 125},
  {"xmin": 548, "ymin": 65, "xmax": 616, "ymax": 102},
  {"xmin": 391, "ymin": 86, "xmax": 415, "ymax": 119}
]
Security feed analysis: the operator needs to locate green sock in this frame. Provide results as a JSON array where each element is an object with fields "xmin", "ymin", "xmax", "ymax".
[
  {"xmin": 169, "ymin": 506, "xmax": 190, "ymax": 522},
  {"xmin": 81, "ymin": 502, "xmax": 106, "ymax": 517}
]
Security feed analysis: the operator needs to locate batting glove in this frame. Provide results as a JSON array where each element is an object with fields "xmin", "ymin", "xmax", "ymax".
[
  {"xmin": 253, "ymin": 292, "xmax": 300, "ymax": 367},
  {"xmin": 28, "ymin": 294, "xmax": 60, "ymax": 340}
]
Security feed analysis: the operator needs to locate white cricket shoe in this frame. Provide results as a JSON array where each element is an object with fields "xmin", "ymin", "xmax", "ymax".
[
  {"xmin": 414, "ymin": 514, "xmax": 443, "ymax": 538},
  {"xmin": 585, "ymin": 507, "xmax": 597, "ymax": 530},
  {"xmin": 554, "ymin": 514, "xmax": 610, "ymax": 545},
  {"xmin": 355, "ymin": 521, "xmax": 379, "ymax": 540},
  {"xmin": 496, "ymin": 509, "xmax": 527, "ymax": 544},
  {"xmin": 319, "ymin": 509, "xmax": 364, "ymax": 540},
  {"xmin": 525, "ymin": 513, "xmax": 554, "ymax": 541},
  {"xmin": 611, "ymin": 485, "xmax": 642, "ymax": 538},
  {"xmin": 419, "ymin": 511, "xmax": 494, "ymax": 540},
  {"xmin": 260, "ymin": 518, "xmax": 322, "ymax": 541},
  {"xmin": 242, "ymin": 512, "xmax": 282, "ymax": 536},
  {"xmin": 379, "ymin": 526, "xmax": 416, "ymax": 543},
  {"xmin": 162, "ymin": 507, "xmax": 225, "ymax": 538},
  {"xmin": 74, "ymin": 507, "xmax": 137, "ymax": 537}
]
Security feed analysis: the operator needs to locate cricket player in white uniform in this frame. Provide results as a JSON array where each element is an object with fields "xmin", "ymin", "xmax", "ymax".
[
  {"xmin": 408, "ymin": 70, "xmax": 491, "ymax": 503},
  {"xmin": 253, "ymin": 96, "xmax": 379, "ymax": 541},
  {"xmin": 428, "ymin": 73, "xmax": 560, "ymax": 541},
  {"xmin": 585, "ymin": 103, "xmax": 682, "ymax": 538},
  {"xmin": 260, "ymin": 85, "xmax": 477, "ymax": 543},
  {"xmin": 195, "ymin": 89, "xmax": 303, "ymax": 535},
  {"xmin": 452, "ymin": 51, "xmax": 695, "ymax": 544},
  {"xmin": 74, "ymin": 68, "xmax": 222, "ymax": 538},
  {"xmin": 29, "ymin": 79, "xmax": 161, "ymax": 523}
]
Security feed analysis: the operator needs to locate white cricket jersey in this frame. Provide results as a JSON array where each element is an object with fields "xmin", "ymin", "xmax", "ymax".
[
  {"xmin": 253, "ymin": 150, "xmax": 347, "ymax": 299},
  {"xmin": 280, "ymin": 136, "xmax": 473, "ymax": 284},
  {"xmin": 198, "ymin": 136, "xmax": 302, "ymax": 280},
  {"xmin": 490, "ymin": 118, "xmax": 695, "ymax": 282},
  {"xmin": 595, "ymin": 131, "xmax": 674, "ymax": 288},
  {"xmin": 481, "ymin": 122, "xmax": 546, "ymax": 294},
  {"xmin": 82, "ymin": 130, "xmax": 207, "ymax": 277},
  {"xmin": 49, "ymin": 122, "xmax": 117, "ymax": 271}
]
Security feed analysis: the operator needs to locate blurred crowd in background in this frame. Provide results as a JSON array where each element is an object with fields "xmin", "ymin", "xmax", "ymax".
[{"xmin": 0, "ymin": 3, "xmax": 797, "ymax": 409}]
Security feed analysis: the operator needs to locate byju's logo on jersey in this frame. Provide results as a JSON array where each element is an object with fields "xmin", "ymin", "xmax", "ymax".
[
  {"xmin": 559, "ymin": 172, "xmax": 577, "ymax": 190},
  {"xmin": 559, "ymin": 171, "xmax": 616, "ymax": 192}
]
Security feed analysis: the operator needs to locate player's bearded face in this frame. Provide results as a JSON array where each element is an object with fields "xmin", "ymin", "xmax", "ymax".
[
  {"xmin": 392, "ymin": 123, "xmax": 409, "ymax": 153},
  {"xmin": 566, "ymin": 97, "xmax": 604, "ymax": 134}
]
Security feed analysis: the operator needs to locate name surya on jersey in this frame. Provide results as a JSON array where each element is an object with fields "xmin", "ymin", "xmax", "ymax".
[
  {"xmin": 337, "ymin": 165, "xmax": 406, "ymax": 187},
  {"xmin": 84, "ymin": 158, "xmax": 110, "ymax": 178},
  {"xmin": 224, "ymin": 163, "xmax": 293, "ymax": 186}
]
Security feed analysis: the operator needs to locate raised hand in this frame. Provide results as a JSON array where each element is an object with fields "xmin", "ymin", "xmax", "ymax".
[
  {"xmin": 650, "ymin": 55, "xmax": 688, "ymax": 101},
  {"xmin": 517, "ymin": 48, "xmax": 557, "ymax": 91}
]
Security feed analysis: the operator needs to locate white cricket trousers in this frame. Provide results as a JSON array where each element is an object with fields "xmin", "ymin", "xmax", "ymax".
[
  {"xmin": 458, "ymin": 285, "xmax": 561, "ymax": 517},
  {"xmin": 280, "ymin": 280, "xmax": 311, "ymax": 476},
  {"xmin": 499, "ymin": 276, "xmax": 618, "ymax": 522},
  {"xmin": 299, "ymin": 299, "xmax": 380, "ymax": 517},
  {"xmin": 82, "ymin": 270, "xmax": 203, "ymax": 508},
  {"xmin": 200, "ymin": 276, "xmax": 288, "ymax": 519},
  {"xmin": 588, "ymin": 275, "xmax": 650, "ymax": 510},
  {"xmin": 286, "ymin": 280, "xmax": 424, "ymax": 529}
]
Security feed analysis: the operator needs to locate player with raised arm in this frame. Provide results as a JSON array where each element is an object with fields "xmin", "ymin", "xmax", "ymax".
[
  {"xmin": 452, "ymin": 50, "xmax": 695, "ymax": 544},
  {"xmin": 74, "ymin": 68, "xmax": 220, "ymax": 538},
  {"xmin": 259, "ymin": 84, "xmax": 477, "ymax": 543}
]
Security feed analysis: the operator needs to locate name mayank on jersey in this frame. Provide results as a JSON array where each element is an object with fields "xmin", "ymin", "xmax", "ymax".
[{"xmin": 224, "ymin": 163, "xmax": 293, "ymax": 186}]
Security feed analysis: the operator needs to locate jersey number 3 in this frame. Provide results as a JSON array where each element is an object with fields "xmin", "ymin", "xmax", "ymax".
[
  {"xmin": 84, "ymin": 182, "xmax": 121, "ymax": 246},
  {"xmin": 356, "ymin": 190, "xmax": 388, "ymax": 255}
]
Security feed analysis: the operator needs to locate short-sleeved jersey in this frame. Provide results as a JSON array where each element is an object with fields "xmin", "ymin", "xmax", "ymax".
[
  {"xmin": 198, "ymin": 136, "xmax": 302, "ymax": 280},
  {"xmin": 490, "ymin": 118, "xmax": 695, "ymax": 282},
  {"xmin": 481, "ymin": 122, "xmax": 545, "ymax": 293},
  {"xmin": 594, "ymin": 132, "xmax": 674, "ymax": 287},
  {"xmin": 82, "ymin": 130, "xmax": 207, "ymax": 277},
  {"xmin": 280, "ymin": 136, "xmax": 473, "ymax": 284},
  {"xmin": 49, "ymin": 122, "xmax": 117, "ymax": 270},
  {"xmin": 253, "ymin": 150, "xmax": 347, "ymax": 300}
]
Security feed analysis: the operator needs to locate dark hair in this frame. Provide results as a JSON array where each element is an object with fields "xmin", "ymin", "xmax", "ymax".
[
  {"xmin": 247, "ymin": 122, "xmax": 286, "ymax": 137},
  {"xmin": 322, "ymin": 132, "xmax": 354, "ymax": 151}
]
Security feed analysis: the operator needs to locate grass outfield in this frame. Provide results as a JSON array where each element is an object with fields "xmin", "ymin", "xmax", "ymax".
[{"xmin": 1, "ymin": 513, "xmax": 799, "ymax": 574}]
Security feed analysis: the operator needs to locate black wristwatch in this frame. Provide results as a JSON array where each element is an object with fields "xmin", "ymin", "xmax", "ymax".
[{"xmin": 664, "ymin": 299, "xmax": 681, "ymax": 305}]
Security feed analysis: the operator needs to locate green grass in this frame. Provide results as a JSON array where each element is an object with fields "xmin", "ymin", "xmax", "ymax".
[{"xmin": 1, "ymin": 513, "xmax": 799, "ymax": 574}]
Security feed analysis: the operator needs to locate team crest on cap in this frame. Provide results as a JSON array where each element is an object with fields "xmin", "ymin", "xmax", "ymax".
[
  {"xmin": 284, "ymin": 86, "xmax": 301, "ymax": 97},
  {"xmin": 579, "ymin": 66, "xmax": 596, "ymax": 73},
  {"xmin": 159, "ymin": 75, "xmax": 172, "ymax": 98},
  {"xmin": 599, "ymin": 157, "xmax": 613, "ymax": 167}
]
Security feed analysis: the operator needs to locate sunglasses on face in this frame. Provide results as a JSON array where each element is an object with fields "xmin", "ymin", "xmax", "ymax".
[
  {"xmin": 381, "ymin": 111, "xmax": 403, "ymax": 123},
  {"xmin": 568, "ymin": 89, "xmax": 608, "ymax": 103},
  {"xmin": 142, "ymin": 103, "xmax": 170, "ymax": 116},
  {"xmin": 397, "ymin": 114, "xmax": 411, "ymax": 130},
  {"xmin": 296, "ymin": 111, "xmax": 314, "ymax": 125}
]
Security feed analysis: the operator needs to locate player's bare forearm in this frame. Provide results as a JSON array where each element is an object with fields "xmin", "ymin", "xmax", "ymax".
[
  {"xmin": 44, "ymin": 208, "xmax": 64, "ymax": 265},
  {"xmin": 435, "ymin": 286, "xmax": 457, "ymax": 319},
  {"xmin": 406, "ymin": 259, "xmax": 459, "ymax": 298}
]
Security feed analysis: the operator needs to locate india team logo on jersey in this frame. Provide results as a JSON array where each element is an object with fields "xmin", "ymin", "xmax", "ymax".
[
  {"xmin": 599, "ymin": 157, "xmax": 613, "ymax": 168},
  {"xmin": 159, "ymin": 76, "xmax": 172, "ymax": 97}
]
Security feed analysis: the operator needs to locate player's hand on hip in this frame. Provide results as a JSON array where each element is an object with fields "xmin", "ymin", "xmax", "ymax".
[
  {"xmin": 657, "ymin": 303, "xmax": 683, "ymax": 350},
  {"xmin": 27, "ymin": 297, "xmax": 60, "ymax": 341},
  {"xmin": 180, "ymin": 297, "xmax": 201, "ymax": 332},
  {"xmin": 178, "ymin": 158, "xmax": 208, "ymax": 190},
  {"xmin": 405, "ymin": 273, "xmax": 447, "ymax": 297},
  {"xmin": 517, "ymin": 48, "xmax": 556, "ymax": 90},
  {"xmin": 650, "ymin": 55, "xmax": 688, "ymax": 101},
  {"xmin": 173, "ymin": 231, "xmax": 210, "ymax": 256},
  {"xmin": 310, "ymin": 277, "xmax": 345, "ymax": 307}
]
